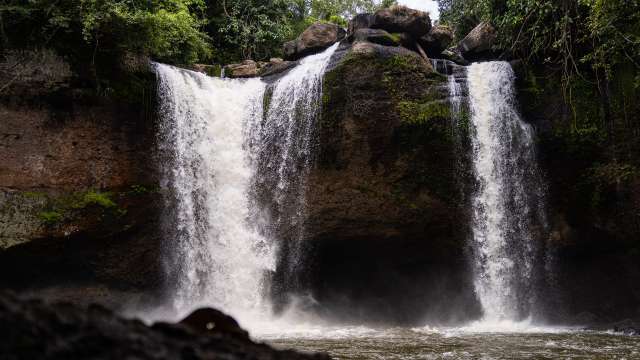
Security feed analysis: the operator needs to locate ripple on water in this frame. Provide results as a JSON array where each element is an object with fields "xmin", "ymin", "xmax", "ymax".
[{"xmin": 262, "ymin": 325, "xmax": 640, "ymax": 360}]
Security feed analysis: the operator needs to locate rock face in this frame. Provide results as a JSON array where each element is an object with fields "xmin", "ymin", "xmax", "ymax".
[
  {"xmin": 419, "ymin": 25, "xmax": 454, "ymax": 57},
  {"xmin": 0, "ymin": 291, "xmax": 330, "ymax": 359},
  {"xmin": 457, "ymin": 22, "xmax": 497, "ymax": 59},
  {"xmin": 517, "ymin": 65, "xmax": 640, "ymax": 324},
  {"xmin": 283, "ymin": 23, "xmax": 346, "ymax": 61},
  {"xmin": 286, "ymin": 41, "xmax": 480, "ymax": 324},
  {"xmin": 347, "ymin": 13, "xmax": 375, "ymax": 36},
  {"xmin": 352, "ymin": 28, "xmax": 400, "ymax": 47},
  {"xmin": 0, "ymin": 50, "xmax": 162, "ymax": 308},
  {"xmin": 371, "ymin": 5, "xmax": 431, "ymax": 38}
]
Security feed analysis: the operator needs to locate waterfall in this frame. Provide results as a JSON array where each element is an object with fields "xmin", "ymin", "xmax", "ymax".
[
  {"xmin": 249, "ymin": 43, "xmax": 339, "ymax": 302},
  {"xmin": 466, "ymin": 61, "xmax": 547, "ymax": 323},
  {"xmin": 152, "ymin": 44, "xmax": 338, "ymax": 325},
  {"xmin": 154, "ymin": 63, "xmax": 274, "ymax": 324}
]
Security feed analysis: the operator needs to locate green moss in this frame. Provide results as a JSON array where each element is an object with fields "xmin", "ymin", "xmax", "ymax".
[
  {"xmin": 38, "ymin": 211, "xmax": 64, "ymax": 225},
  {"xmin": 397, "ymin": 100, "xmax": 451, "ymax": 125},
  {"xmin": 77, "ymin": 191, "xmax": 117, "ymax": 209},
  {"xmin": 388, "ymin": 33, "xmax": 402, "ymax": 43}
]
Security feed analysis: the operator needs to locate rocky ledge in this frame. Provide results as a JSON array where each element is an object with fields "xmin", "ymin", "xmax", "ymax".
[{"xmin": 0, "ymin": 291, "xmax": 330, "ymax": 359}]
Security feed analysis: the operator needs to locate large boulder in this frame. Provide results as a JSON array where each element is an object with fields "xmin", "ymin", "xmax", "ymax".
[
  {"xmin": 457, "ymin": 22, "xmax": 497, "ymax": 59},
  {"xmin": 283, "ymin": 23, "xmax": 346, "ymax": 61},
  {"xmin": 371, "ymin": 5, "xmax": 431, "ymax": 39},
  {"xmin": 280, "ymin": 41, "xmax": 481, "ymax": 324},
  {"xmin": 419, "ymin": 25, "xmax": 454, "ymax": 57},
  {"xmin": 223, "ymin": 60, "xmax": 259, "ymax": 78},
  {"xmin": 258, "ymin": 57, "xmax": 297, "ymax": 77},
  {"xmin": 347, "ymin": 13, "xmax": 374, "ymax": 36},
  {"xmin": 179, "ymin": 308, "xmax": 249, "ymax": 339}
]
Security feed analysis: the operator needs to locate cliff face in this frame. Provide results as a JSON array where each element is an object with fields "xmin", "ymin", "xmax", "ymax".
[
  {"xmin": 293, "ymin": 42, "xmax": 480, "ymax": 325},
  {"xmin": 517, "ymin": 66, "xmax": 640, "ymax": 323},
  {"xmin": 0, "ymin": 51, "xmax": 162, "ymax": 308}
]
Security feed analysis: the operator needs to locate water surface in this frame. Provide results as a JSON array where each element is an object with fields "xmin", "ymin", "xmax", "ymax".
[{"xmin": 261, "ymin": 326, "xmax": 640, "ymax": 359}]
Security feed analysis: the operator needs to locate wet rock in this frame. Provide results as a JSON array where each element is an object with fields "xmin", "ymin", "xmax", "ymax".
[
  {"xmin": 440, "ymin": 48, "xmax": 469, "ymax": 65},
  {"xmin": 0, "ymin": 291, "xmax": 331, "ymax": 359},
  {"xmin": 419, "ymin": 25, "xmax": 454, "ymax": 57},
  {"xmin": 458, "ymin": 22, "xmax": 497, "ymax": 59},
  {"xmin": 179, "ymin": 308, "xmax": 249, "ymax": 339},
  {"xmin": 191, "ymin": 64, "xmax": 222, "ymax": 77},
  {"xmin": 223, "ymin": 60, "xmax": 259, "ymax": 78},
  {"xmin": 259, "ymin": 58, "xmax": 297, "ymax": 77},
  {"xmin": 277, "ymin": 40, "xmax": 481, "ymax": 324},
  {"xmin": 352, "ymin": 28, "xmax": 400, "ymax": 47},
  {"xmin": 283, "ymin": 23, "xmax": 346, "ymax": 61},
  {"xmin": 371, "ymin": 5, "xmax": 431, "ymax": 39}
]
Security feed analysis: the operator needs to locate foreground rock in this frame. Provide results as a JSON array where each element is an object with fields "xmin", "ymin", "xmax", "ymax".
[
  {"xmin": 0, "ymin": 291, "xmax": 330, "ymax": 359},
  {"xmin": 457, "ymin": 22, "xmax": 497, "ymax": 59},
  {"xmin": 284, "ymin": 23, "xmax": 346, "ymax": 61}
]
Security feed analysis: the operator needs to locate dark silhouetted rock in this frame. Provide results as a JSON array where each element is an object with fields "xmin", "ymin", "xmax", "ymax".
[
  {"xmin": 179, "ymin": 307, "xmax": 249, "ymax": 339},
  {"xmin": 283, "ymin": 23, "xmax": 346, "ymax": 61},
  {"xmin": 0, "ymin": 291, "xmax": 331, "ymax": 359},
  {"xmin": 371, "ymin": 5, "xmax": 431, "ymax": 39}
]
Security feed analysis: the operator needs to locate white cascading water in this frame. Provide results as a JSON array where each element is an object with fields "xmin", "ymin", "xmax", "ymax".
[
  {"xmin": 152, "ymin": 44, "xmax": 338, "ymax": 328},
  {"xmin": 154, "ymin": 63, "xmax": 274, "ymax": 325},
  {"xmin": 248, "ymin": 44, "xmax": 339, "ymax": 297},
  {"xmin": 466, "ymin": 61, "xmax": 546, "ymax": 325}
]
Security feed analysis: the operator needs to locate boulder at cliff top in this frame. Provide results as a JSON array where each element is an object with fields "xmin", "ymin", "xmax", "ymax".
[
  {"xmin": 371, "ymin": 5, "xmax": 431, "ymax": 39},
  {"xmin": 0, "ymin": 291, "xmax": 330, "ymax": 359},
  {"xmin": 419, "ymin": 25, "xmax": 454, "ymax": 57},
  {"xmin": 283, "ymin": 23, "xmax": 346, "ymax": 61},
  {"xmin": 347, "ymin": 13, "xmax": 374, "ymax": 36},
  {"xmin": 458, "ymin": 22, "xmax": 497, "ymax": 59},
  {"xmin": 224, "ymin": 60, "xmax": 259, "ymax": 78}
]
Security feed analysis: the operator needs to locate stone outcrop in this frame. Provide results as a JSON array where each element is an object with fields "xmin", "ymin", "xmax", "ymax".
[
  {"xmin": 0, "ymin": 50, "xmax": 162, "ymax": 308},
  {"xmin": 419, "ymin": 25, "xmax": 454, "ymax": 57},
  {"xmin": 371, "ymin": 5, "xmax": 431, "ymax": 38},
  {"xmin": 457, "ymin": 22, "xmax": 497, "ymax": 59},
  {"xmin": 0, "ymin": 291, "xmax": 330, "ymax": 359},
  {"xmin": 283, "ymin": 41, "xmax": 480, "ymax": 324},
  {"xmin": 517, "ymin": 64, "xmax": 640, "ymax": 325},
  {"xmin": 283, "ymin": 23, "xmax": 346, "ymax": 61}
]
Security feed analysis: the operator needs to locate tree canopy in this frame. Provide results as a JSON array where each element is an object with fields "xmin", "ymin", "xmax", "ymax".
[{"xmin": 1, "ymin": 0, "xmax": 397, "ymax": 67}]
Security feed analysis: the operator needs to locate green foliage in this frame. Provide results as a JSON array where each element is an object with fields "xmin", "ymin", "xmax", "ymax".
[
  {"xmin": 438, "ymin": 0, "xmax": 639, "ymax": 81},
  {"xmin": 397, "ymin": 100, "xmax": 451, "ymax": 125},
  {"xmin": 1, "ymin": 0, "xmax": 212, "ymax": 64},
  {"xmin": 38, "ymin": 211, "xmax": 64, "ymax": 225},
  {"xmin": 75, "ymin": 191, "xmax": 117, "ymax": 209}
]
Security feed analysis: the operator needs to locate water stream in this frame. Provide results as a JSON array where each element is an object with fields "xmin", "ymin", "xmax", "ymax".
[{"xmin": 467, "ymin": 61, "xmax": 547, "ymax": 324}]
